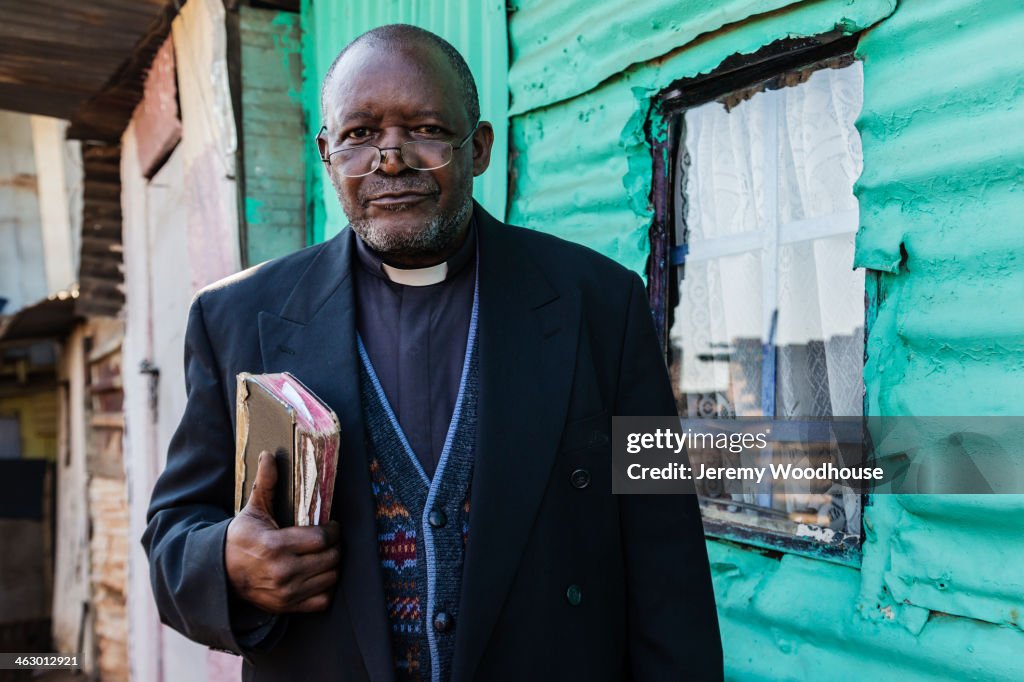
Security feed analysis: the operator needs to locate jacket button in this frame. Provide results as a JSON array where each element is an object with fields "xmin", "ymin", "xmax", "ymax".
[
  {"xmin": 428, "ymin": 508, "xmax": 447, "ymax": 528},
  {"xmin": 570, "ymin": 468, "xmax": 590, "ymax": 489},
  {"xmin": 566, "ymin": 584, "xmax": 583, "ymax": 606},
  {"xmin": 433, "ymin": 611, "xmax": 454, "ymax": 633}
]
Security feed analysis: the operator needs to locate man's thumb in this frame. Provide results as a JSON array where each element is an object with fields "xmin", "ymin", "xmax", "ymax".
[{"xmin": 247, "ymin": 451, "xmax": 278, "ymax": 516}]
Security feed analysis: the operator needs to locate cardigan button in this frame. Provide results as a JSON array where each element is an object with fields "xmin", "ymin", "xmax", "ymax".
[
  {"xmin": 566, "ymin": 584, "xmax": 583, "ymax": 606},
  {"xmin": 428, "ymin": 508, "xmax": 448, "ymax": 528},
  {"xmin": 433, "ymin": 611, "xmax": 454, "ymax": 633},
  {"xmin": 570, "ymin": 468, "xmax": 591, "ymax": 489}
]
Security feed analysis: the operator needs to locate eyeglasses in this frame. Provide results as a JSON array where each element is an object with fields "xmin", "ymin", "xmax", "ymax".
[{"xmin": 317, "ymin": 123, "xmax": 479, "ymax": 178}]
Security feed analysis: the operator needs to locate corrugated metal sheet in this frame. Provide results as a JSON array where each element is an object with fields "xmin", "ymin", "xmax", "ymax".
[
  {"xmin": 0, "ymin": 296, "xmax": 81, "ymax": 343},
  {"xmin": 508, "ymin": 0, "xmax": 802, "ymax": 114},
  {"xmin": 0, "ymin": 1, "xmax": 172, "ymax": 122},
  {"xmin": 852, "ymin": 0, "xmax": 1024, "ymax": 650},
  {"xmin": 302, "ymin": 0, "xmax": 508, "ymax": 241},
  {"xmin": 508, "ymin": 0, "xmax": 894, "ymax": 274},
  {"xmin": 509, "ymin": 0, "xmax": 1024, "ymax": 678},
  {"xmin": 0, "ymin": 0, "xmax": 178, "ymax": 141},
  {"xmin": 132, "ymin": 37, "xmax": 182, "ymax": 179}
]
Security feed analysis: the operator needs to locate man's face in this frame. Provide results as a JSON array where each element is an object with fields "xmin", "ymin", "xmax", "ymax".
[{"xmin": 318, "ymin": 42, "xmax": 493, "ymax": 264}]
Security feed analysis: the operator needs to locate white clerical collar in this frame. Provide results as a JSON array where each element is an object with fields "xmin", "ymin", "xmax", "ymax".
[{"xmin": 381, "ymin": 261, "xmax": 448, "ymax": 286}]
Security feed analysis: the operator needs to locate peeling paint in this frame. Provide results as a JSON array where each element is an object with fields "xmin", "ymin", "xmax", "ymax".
[
  {"xmin": 795, "ymin": 523, "xmax": 837, "ymax": 543},
  {"xmin": 711, "ymin": 541, "xmax": 1024, "ymax": 679},
  {"xmin": 853, "ymin": 0, "xmax": 1024, "ymax": 656},
  {"xmin": 509, "ymin": 0, "xmax": 895, "ymax": 273},
  {"xmin": 508, "ymin": 0, "xmax": 805, "ymax": 114}
]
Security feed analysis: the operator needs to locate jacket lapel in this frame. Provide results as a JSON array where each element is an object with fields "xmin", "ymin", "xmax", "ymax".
[
  {"xmin": 451, "ymin": 207, "xmax": 582, "ymax": 682},
  {"xmin": 257, "ymin": 230, "xmax": 396, "ymax": 682}
]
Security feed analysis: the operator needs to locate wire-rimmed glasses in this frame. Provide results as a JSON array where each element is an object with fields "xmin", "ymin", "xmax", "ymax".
[{"xmin": 317, "ymin": 123, "xmax": 479, "ymax": 178}]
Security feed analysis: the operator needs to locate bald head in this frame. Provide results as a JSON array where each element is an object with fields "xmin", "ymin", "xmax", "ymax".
[{"xmin": 320, "ymin": 24, "xmax": 480, "ymax": 126}]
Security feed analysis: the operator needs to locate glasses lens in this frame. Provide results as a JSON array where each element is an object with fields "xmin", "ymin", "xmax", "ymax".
[
  {"xmin": 402, "ymin": 141, "xmax": 452, "ymax": 170},
  {"xmin": 331, "ymin": 147, "xmax": 379, "ymax": 177}
]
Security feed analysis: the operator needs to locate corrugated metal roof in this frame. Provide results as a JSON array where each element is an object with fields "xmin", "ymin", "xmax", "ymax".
[
  {"xmin": 0, "ymin": 0, "xmax": 176, "ymax": 141},
  {"xmin": 0, "ymin": 293, "xmax": 81, "ymax": 343}
]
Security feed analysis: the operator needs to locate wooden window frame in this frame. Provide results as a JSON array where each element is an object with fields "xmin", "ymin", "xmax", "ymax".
[{"xmin": 646, "ymin": 32, "xmax": 874, "ymax": 565}]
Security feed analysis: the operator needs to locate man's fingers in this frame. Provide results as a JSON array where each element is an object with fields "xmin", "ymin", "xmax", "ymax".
[
  {"xmin": 321, "ymin": 520, "xmax": 342, "ymax": 546},
  {"xmin": 295, "ymin": 568, "xmax": 338, "ymax": 598},
  {"xmin": 270, "ymin": 568, "xmax": 337, "ymax": 613},
  {"xmin": 289, "ymin": 546, "xmax": 341, "ymax": 577},
  {"xmin": 263, "ymin": 547, "xmax": 340, "ymax": 589},
  {"xmin": 272, "ymin": 521, "xmax": 341, "ymax": 554},
  {"xmin": 247, "ymin": 451, "xmax": 278, "ymax": 516},
  {"xmin": 288, "ymin": 588, "xmax": 334, "ymax": 613}
]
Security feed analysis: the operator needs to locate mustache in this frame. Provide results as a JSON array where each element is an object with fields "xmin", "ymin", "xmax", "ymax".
[{"xmin": 358, "ymin": 175, "xmax": 439, "ymax": 204}]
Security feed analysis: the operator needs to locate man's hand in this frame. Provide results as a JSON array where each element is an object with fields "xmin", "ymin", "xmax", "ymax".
[{"xmin": 225, "ymin": 451, "xmax": 342, "ymax": 613}]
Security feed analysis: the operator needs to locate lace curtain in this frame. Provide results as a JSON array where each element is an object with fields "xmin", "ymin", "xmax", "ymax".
[{"xmin": 668, "ymin": 61, "xmax": 865, "ymax": 537}]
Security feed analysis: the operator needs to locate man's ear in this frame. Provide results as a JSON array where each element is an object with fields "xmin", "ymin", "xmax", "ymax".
[
  {"xmin": 471, "ymin": 121, "xmax": 495, "ymax": 177},
  {"xmin": 316, "ymin": 126, "xmax": 330, "ymax": 163}
]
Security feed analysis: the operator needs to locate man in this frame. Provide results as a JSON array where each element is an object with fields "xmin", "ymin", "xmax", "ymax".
[{"xmin": 142, "ymin": 24, "xmax": 722, "ymax": 681}]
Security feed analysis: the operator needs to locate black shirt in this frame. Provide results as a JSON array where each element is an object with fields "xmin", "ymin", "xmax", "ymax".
[{"xmin": 352, "ymin": 219, "xmax": 477, "ymax": 479}]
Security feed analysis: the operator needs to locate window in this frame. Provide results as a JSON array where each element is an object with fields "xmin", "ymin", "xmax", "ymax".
[{"xmin": 651, "ymin": 37, "xmax": 867, "ymax": 558}]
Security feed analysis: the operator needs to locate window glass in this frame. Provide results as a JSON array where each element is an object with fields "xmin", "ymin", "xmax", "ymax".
[{"xmin": 668, "ymin": 59, "xmax": 865, "ymax": 546}]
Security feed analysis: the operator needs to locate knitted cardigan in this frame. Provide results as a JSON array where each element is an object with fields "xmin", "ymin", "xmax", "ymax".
[{"xmin": 357, "ymin": 311, "xmax": 477, "ymax": 682}]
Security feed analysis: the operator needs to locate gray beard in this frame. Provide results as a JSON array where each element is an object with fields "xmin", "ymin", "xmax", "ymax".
[{"xmin": 347, "ymin": 193, "xmax": 473, "ymax": 261}]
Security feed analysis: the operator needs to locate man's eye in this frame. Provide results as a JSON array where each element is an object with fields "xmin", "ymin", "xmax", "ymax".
[
  {"xmin": 414, "ymin": 125, "xmax": 444, "ymax": 136},
  {"xmin": 346, "ymin": 128, "xmax": 372, "ymax": 141}
]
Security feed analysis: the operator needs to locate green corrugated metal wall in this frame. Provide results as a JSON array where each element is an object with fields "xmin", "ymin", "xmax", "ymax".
[
  {"xmin": 299, "ymin": 0, "xmax": 1024, "ymax": 677},
  {"xmin": 506, "ymin": 0, "xmax": 895, "ymax": 274},
  {"xmin": 240, "ymin": 6, "xmax": 306, "ymax": 265},
  {"xmin": 507, "ymin": 0, "xmax": 1024, "ymax": 678},
  {"xmin": 852, "ymin": 0, "xmax": 1024, "ymax": 664},
  {"xmin": 300, "ymin": 0, "xmax": 508, "ymax": 243}
]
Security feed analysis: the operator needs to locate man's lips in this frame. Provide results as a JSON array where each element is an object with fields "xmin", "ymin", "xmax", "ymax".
[{"xmin": 364, "ymin": 191, "xmax": 435, "ymax": 207}]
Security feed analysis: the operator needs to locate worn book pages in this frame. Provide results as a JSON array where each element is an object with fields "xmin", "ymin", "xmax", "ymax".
[{"xmin": 234, "ymin": 372, "xmax": 340, "ymax": 527}]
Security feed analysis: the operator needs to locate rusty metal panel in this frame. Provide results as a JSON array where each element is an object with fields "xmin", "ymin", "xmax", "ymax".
[
  {"xmin": 0, "ymin": 0, "xmax": 173, "ymax": 126},
  {"xmin": 133, "ymin": 37, "xmax": 182, "ymax": 179},
  {"xmin": 302, "ymin": 0, "xmax": 509, "ymax": 241}
]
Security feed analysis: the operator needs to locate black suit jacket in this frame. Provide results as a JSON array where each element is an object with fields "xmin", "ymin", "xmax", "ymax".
[{"xmin": 142, "ymin": 203, "xmax": 723, "ymax": 681}]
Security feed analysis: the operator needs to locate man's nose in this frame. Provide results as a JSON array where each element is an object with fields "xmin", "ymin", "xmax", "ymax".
[{"xmin": 377, "ymin": 129, "xmax": 410, "ymax": 175}]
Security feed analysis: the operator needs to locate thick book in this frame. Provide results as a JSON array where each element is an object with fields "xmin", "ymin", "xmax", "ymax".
[{"xmin": 234, "ymin": 372, "xmax": 340, "ymax": 527}]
